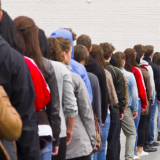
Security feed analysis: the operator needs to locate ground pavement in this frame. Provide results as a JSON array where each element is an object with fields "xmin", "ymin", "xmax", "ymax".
[{"xmin": 120, "ymin": 108, "xmax": 160, "ymax": 160}]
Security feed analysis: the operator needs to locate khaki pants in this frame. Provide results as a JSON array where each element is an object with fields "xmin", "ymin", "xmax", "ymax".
[{"xmin": 121, "ymin": 108, "xmax": 136, "ymax": 160}]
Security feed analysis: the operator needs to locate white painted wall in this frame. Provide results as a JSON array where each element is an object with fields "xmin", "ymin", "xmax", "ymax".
[{"xmin": 2, "ymin": 0, "xmax": 160, "ymax": 52}]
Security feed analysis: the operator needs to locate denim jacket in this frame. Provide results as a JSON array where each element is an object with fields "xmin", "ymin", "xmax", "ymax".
[{"xmin": 120, "ymin": 68, "xmax": 138, "ymax": 111}]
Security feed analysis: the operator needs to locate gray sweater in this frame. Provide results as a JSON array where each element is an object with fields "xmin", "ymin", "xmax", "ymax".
[
  {"xmin": 66, "ymin": 72, "xmax": 96, "ymax": 159},
  {"xmin": 87, "ymin": 72, "xmax": 101, "ymax": 121},
  {"xmin": 50, "ymin": 61, "xmax": 78, "ymax": 138}
]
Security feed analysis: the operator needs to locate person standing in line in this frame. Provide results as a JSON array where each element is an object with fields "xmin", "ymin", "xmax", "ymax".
[
  {"xmin": 0, "ymin": 4, "xmax": 40, "ymax": 160},
  {"xmin": 14, "ymin": 16, "xmax": 62, "ymax": 159},
  {"xmin": 51, "ymin": 29, "xmax": 93, "ymax": 103},
  {"xmin": 124, "ymin": 48, "xmax": 148, "ymax": 157},
  {"xmin": 87, "ymin": 44, "xmax": 119, "ymax": 160},
  {"xmin": 77, "ymin": 35, "xmax": 108, "ymax": 126},
  {"xmin": 100, "ymin": 42, "xmax": 126, "ymax": 160},
  {"xmin": 74, "ymin": 44, "xmax": 102, "ymax": 122},
  {"xmin": 47, "ymin": 37, "xmax": 96, "ymax": 160},
  {"xmin": 152, "ymin": 52, "xmax": 160, "ymax": 141},
  {"xmin": 114, "ymin": 51, "xmax": 138, "ymax": 160},
  {"xmin": 134, "ymin": 45, "xmax": 157, "ymax": 153},
  {"xmin": 143, "ymin": 45, "xmax": 160, "ymax": 148}
]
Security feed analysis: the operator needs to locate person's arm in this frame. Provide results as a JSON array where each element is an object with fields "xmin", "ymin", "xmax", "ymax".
[
  {"xmin": 44, "ymin": 59, "xmax": 61, "ymax": 147},
  {"xmin": 116, "ymin": 70, "xmax": 126, "ymax": 113},
  {"xmin": 0, "ymin": 86, "xmax": 22, "ymax": 141},
  {"xmin": 98, "ymin": 67, "xmax": 108, "ymax": 123},
  {"xmin": 136, "ymin": 69, "xmax": 147, "ymax": 110},
  {"xmin": 73, "ymin": 74, "xmax": 96, "ymax": 148}
]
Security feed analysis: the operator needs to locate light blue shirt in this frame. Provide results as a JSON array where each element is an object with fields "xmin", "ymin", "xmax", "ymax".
[{"xmin": 120, "ymin": 68, "xmax": 138, "ymax": 111}]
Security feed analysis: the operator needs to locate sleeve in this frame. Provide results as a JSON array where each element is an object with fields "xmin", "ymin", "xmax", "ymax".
[
  {"xmin": 145, "ymin": 73, "xmax": 152, "ymax": 101},
  {"xmin": 24, "ymin": 57, "xmax": 51, "ymax": 111},
  {"xmin": 70, "ymin": 59, "xmax": 93, "ymax": 103},
  {"xmin": 137, "ymin": 70, "xmax": 147, "ymax": 109},
  {"xmin": 9, "ymin": 51, "xmax": 40, "ymax": 160},
  {"xmin": 92, "ymin": 75, "xmax": 102, "ymax": 121},
  {"xmin": 98, "ymin": 68, "xmax": 108, "ymax": 123},
  {"xmin": 63, "ymin": 71, "xmax": 78, "ymax": 117},
  {"xmin": 116, "ymin": 71, "xmax": 126, "ymax": 113},
  {"xmin": 44, "ymin": 60, "xmax": 61, "ymax": 146},
  {"xmin": 130, "ymin": 74, "xmax": 138, "ymax": 112},
  {"xmin": 0, "ymin": 86, "xmax": 22, "ymax": 141},
  {"xmin": 75, "ymin": 75, "xmax": 96, "ymax": 148}
]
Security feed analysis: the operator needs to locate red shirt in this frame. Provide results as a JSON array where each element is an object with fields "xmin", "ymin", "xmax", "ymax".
[
  {"xmin": 24, "ymin": 57, "xmax": 51, "ymax": 111},
  {"xmin": 131, "ymin": 66, "xmax": 147, "ymax": 110}
]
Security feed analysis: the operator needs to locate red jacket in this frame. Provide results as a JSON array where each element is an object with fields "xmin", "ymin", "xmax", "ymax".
[
  {"xmin": 24, "ymin": 57, "xmax": 51, "ymax": 111},
  {"xmin": 131, "ymin": 66, "xmax": 147, "ymax": 110}
]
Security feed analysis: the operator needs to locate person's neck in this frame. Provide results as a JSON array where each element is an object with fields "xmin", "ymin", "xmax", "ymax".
[
  {"xmin": 80, "ymin": 61, "xmax": 85, "ymax": 66},
  {"xmin": 104, "ymin": 59, "xmax": 110, "ymax": 63}
]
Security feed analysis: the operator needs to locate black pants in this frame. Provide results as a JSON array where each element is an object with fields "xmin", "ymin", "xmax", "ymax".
[
  {"xmin": 137, "ymin": 115, "xmax": 148, "ymax": 146},
  {"xmin": 144, "ymin": 106, "xmax": 151, "ymax": 146},
  {"xmin": 67, "ymin": 155, "xmax": 91, "ymax": 160},
  {"xmin": 52, "ymin": 137, "xmax": 66, "ymax": 160},
  {"xmin": 106, "ymin": 107, "xmax": 121, "ymax": 160}
]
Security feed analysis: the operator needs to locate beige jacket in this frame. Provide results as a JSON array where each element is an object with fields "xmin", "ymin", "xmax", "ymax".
[
  {"xmin": 0, "ymin": 86, "xmax": 22, "ymax": 141},
  {"xmin": 104, "ymin": 69, "xmax": 118, "ymax": 107}
]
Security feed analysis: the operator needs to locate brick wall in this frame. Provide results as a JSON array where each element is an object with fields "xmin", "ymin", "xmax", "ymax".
[{"xmin": 2, "ymin": 0, "xmax": 160, "ymax": 52}]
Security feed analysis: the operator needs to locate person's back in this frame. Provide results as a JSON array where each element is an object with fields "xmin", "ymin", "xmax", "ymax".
[
  {"xmin": 66, "ymin": 72, "xmax": 96, "ymax": 160},
  {"xmin": 0, "ymin": 37, "xmax": 40, "ymax": 160}
]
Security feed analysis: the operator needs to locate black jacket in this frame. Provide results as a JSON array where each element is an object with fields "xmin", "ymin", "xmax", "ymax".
[
  {"xmin": 106, "ymin": 62, "xmax": 126, "ymax": 114},
  {"xmin": 0, "ymin": 37, "xmax": 40, "ymax": 160},
  {"xmin": 143, "ymin": 57, "xmax": 160, "ymax": 101},
  {"xmin": 85, "ymin": 57, "xmax": 108, "ymax": 123}
]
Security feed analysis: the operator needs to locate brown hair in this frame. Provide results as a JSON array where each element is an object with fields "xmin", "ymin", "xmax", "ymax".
[
  {"xmin": 124, "ymin": 48, "xmax": 139, "ymax": 72},
  {"xmin": 114, "ymin": 52, "xmax": 125, "ymax": 68},
  {"xmin": 77, "ymin": 34, "xmax": 91, "ymax": 51},
  {"xmin": 152, "ymin": 52, "xmax": 160, "ymax": 67},
  {"xmin": 48, "ymin": 37, "xmax": 71, "ymax": 62},
  {"xmin": 99, "ymin": 42, "xmax": 115, "ymax": 60},
  {"xmin": 134, "ymin": 44, "xmax": 146, "ymax": 56},
  {"xmin": 14, "ymin": 16, "xmax": 47, "ymax": 76},
  {"xmin": 145, "ymin": 45, "xmax": 154, "ymax": 57},
  {"xmin": 63, "ymin": 28, "xmax": 77, "ymax": 41},
  {"xmin": 90, "ymin": 44, "xmax": 106, "ymax": 68},
  {"xmin": 74, "ymin": 44, "xmax": 89, "ymax": 65}
]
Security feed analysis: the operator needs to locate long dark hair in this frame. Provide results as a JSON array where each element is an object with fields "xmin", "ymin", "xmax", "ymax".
[
  {"xmin": 38, "ymin": 28, "xmax": 49, "ymax": 58},
  {"xmin": 90, "ymin": 44, "xmax": 106, "ymax": 68},
  {"xmin": 14, "ymin": 16, "xmax": 47, "ymax": 77},
  {"xmin": 0, "ymin": 10, "xmax": 21, "ymax": 52},
  {"xmin": 124, "ymin": 48, "xmax": 139, "ymax": 72}
]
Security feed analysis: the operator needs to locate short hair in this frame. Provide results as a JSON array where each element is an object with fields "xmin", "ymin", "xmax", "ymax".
[
  {"xmin": 99, "ymin": 42, "xmax": 115, "ymax": 60},
  {"xmin": 134, "ymin": 44, "xmax": 146, "ymax": 55},
  {"xmin": 144, "ymin": 45, "xmax": 154, "ymax": 57},
  {"xmin": 114, "ymin": 52, "xmax": 125, "ymax": 68},
  {"xmin": 153, "ymin": 52, "xmax": 160, "ymax": 66},
  {"xmin": 74, "ymin": 44, "xmax": 89, "ymax": 65},
  {"xmin": 77, "ymin": 34, "xmax": 91, "ymax": 51}
]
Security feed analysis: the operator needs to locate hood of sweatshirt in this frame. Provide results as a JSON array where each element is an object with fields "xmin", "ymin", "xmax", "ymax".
[
  {"xmin": 140, "ymin": 59, "xmax": 149, "ymax": 66},
  {"xmin": 51, "ymin": 29, "xmax": 74, "ymax": 59}
]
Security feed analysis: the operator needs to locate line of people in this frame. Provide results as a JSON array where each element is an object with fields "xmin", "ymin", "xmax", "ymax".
[{"xmin": 0, "ymin": 2, "xmax": 160, "ymax": 160}]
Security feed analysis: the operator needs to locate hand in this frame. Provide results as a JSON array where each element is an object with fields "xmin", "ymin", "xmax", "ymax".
[
  {"xmin": 52, "ymin": 146, "xmax": 59, "ymax": 156},
  {"xmin": 66, "ymin": 130, "xmax": 73, "ymax": 145},
  {"xmin": 158, "ymin": 100, "xmax": 160, "ymax": 103},
  {"xmin": 132, "ymin": 111, "xmax": 138, "ymax": 120},
  {"xmin": 120, "ymin": 114, "xmax": 124, "ymax": 120},
  {"xmin": 101, "ymin": 123, "xmax": 105, "ymax": 126}
]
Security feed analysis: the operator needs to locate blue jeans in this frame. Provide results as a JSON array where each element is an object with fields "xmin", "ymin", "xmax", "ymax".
[
  {"xmin": 157, "ymin": 102, "xmax": 160, "ymax": 132},
  {"xmin": 92, "ymin": 114, "xmax": 111, "ymax": 160},
  {"xmin": 150, "ymin": 97, "xmax": 157, "ymax": 144},
  {"xmin": 40, "ymin": 139, "xmax": 52, "ymax": 160},
  {"xmin": 134, "ymin": 99, "xmax": 141, "ymax": 153}
]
